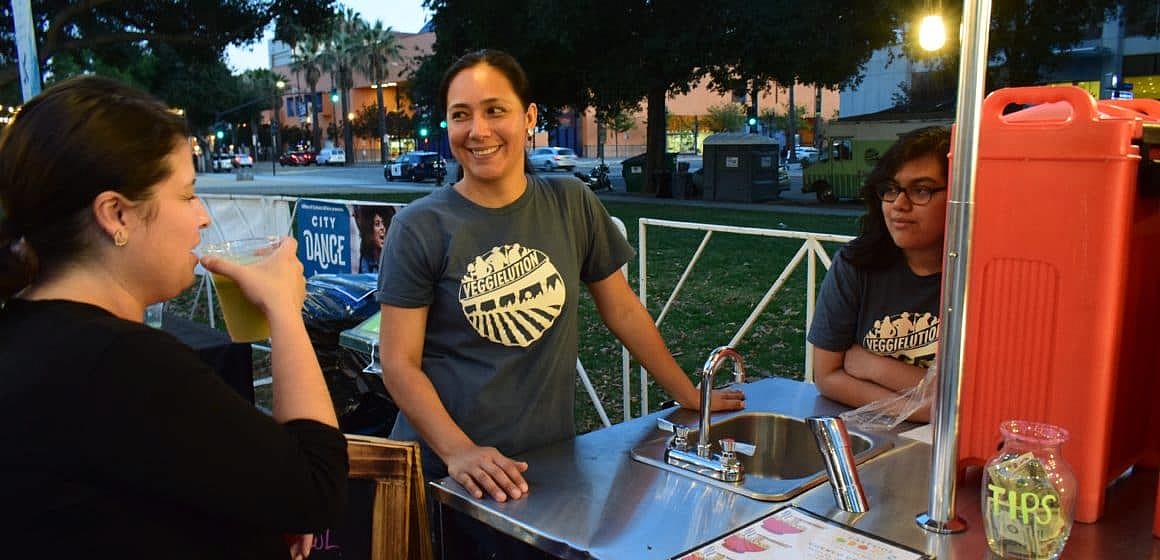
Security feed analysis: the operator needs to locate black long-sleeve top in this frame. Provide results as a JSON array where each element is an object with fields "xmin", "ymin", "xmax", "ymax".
[{"xmin": 0, "ymin": 299, "xmax": 348, "ymax": 558}]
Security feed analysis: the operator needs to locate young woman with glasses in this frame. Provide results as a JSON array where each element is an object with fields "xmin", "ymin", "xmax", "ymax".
[{"xmin": 807, "ymin": 126, "xmax": 951, "ymax": 422}]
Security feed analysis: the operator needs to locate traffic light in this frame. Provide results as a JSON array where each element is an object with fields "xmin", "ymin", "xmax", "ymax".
[
  {"xmin": 439, "ymin": 120, "xmax": 447, "ymax": 129},
  {"xmin": 329, "ymin": 89, "xmax": 339, "ymax": 103},
  {"xmin": 419, "ymin": 127, "xmax": 429, "ymax": 138},
  {"xmin": 215, "ymin": 130, "xmax": 224, "ymax": 140},
  {"xmin": 747, "ymin": 117, "xmax": 757, "ymax": 127}
]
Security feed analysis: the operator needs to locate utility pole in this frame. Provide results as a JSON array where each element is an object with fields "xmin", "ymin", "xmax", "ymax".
[
  {"xmin": 272, "ymin": 79, "xmax": 285, "ymax": 176},
  {"xmin": 11, "ymin": 0, "xmax": 41, "ymax": 100},
  {"xmin": 749, "ymin": 81, "xmax": 759, "ymax": 134},
  {"xmin": 693, "ymin": 115, "xmax": 699, "ymax": 155},
  {"xmin": 787, "ymin": 84, "xmax": 797, "ymax": 162},
  {"xmin": 814, "ymin": 85, "xmax": 823, "ymax": 148}
]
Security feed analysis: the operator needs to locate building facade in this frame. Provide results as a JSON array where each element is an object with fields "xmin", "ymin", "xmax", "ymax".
[
  {"xmin": 840, "ymin": 12, "xmax": 1160, "ymax": 119},
  {"xmin": 267, "ymin": 29, "xmax": 841, "ymax": 162}
]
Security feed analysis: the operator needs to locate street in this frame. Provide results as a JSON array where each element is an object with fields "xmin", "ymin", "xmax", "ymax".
[{"xmin": 196, "ymin": 159, "xmax": 862, "ymax": 216}]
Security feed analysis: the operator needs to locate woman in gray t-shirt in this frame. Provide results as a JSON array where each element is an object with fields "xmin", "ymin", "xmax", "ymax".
[
  {"xmin": 375, "ymin": 50, "xmax": 746, "ymax": 509},
  {"xmin": 807, "ymin": 126, "xmax": 951, "ymax": 422}
]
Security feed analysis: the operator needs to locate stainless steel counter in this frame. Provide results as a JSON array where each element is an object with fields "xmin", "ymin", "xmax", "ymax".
[{"xmin": 430, "ymin": 377, "xmax": 1160, "ymax": 559}]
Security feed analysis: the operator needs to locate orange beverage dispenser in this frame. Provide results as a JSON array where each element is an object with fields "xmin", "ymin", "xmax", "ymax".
[{"xmin": 954, "ymin": 86, "xmax": 1160, "ymax": 525}]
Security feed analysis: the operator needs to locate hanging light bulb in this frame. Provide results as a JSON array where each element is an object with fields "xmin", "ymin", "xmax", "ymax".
[{"xmin": 918, "ymin": 14, "xmax": 947, "ymax": 51}]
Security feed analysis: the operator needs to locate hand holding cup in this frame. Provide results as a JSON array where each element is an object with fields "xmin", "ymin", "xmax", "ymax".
[{"xmin": 200, "ymin": 236, "xmax": 304, "ymax": 342}]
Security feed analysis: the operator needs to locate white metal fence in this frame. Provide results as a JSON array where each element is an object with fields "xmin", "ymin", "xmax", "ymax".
[
  {"xmin": 183, "ymin": 196, "xmax": 856, "ymax": 429},
  {"xmin": 622, "ymin": 218, "xmax": 854, "ymax": 421}
]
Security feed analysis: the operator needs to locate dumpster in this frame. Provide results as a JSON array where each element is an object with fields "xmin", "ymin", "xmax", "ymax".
[
  {"xmin": 621, "ymin": 152, "xmax": 676, "ymax": 194},
  {"xmin": 955, "ymin": 87, "xmax": 1160, "ymax": 524},
  {"xmin": 700, "ymin": 133, "xmax": 781, "ymax": 202}
]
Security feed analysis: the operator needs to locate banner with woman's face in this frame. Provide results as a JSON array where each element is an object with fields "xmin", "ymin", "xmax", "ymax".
[{"xmin": 294, "ymin": 199, "xmax": 401, "ymax": 277}]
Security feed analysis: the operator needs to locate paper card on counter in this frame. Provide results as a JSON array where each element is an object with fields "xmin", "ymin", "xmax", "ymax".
[{"xmin": 671, "ymin": 506, "xmax": 930, "ymax": 560}]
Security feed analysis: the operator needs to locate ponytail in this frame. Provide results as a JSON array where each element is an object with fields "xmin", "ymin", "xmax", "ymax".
[{"xmin": 0, "ymin": 218, "xmax": 34, "ymax": 302}]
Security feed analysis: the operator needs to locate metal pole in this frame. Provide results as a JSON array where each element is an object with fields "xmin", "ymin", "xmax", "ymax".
[
  {"xmin": 787, "ymin": 85, "xmax": 797, "ymax": 162},
  {"xmin": 272, "ymin": 89, "xmax": 277, "ymax": 177},
  {"xmin": 11, "ymin": 0, "xmax": 41, "ymax": 100},
  {"xmin": 916, "ymin": 0, "xmax": 992, "ymax": 535}
]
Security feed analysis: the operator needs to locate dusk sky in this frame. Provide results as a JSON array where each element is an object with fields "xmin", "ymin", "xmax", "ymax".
[{"xmin": 225, "ymin": 0, "xmax": 432, "ymax": 72}]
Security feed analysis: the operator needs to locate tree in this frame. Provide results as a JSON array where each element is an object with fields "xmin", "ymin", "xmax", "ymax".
[
  {"xmin": 415, "ymin": 0, "xmax": 719, "ymax": 192},
  {"xmin": 760, "ymin": 105, "xmax": 809, "ymax": 132},
  {"xmin": 0, "ymin": 0, "xmax": 336, "ymax": 99},
  {"xmin": 416, "ymin": 0, "xmax": 903, "ymax": 192},
  {"xmin": 354, "ymin": 20, "xmax": 402, "ymax": 163},
  {"xmin": 597, "ymin": 109, "xmax": 636, "ymax": 159},
  {"xmin": 895, "ymin": 0, "xmax": 1149, "ymax": 105},
  {"xmin": 316, "ymin": 9, "xmax": 364, "ymax": 160},
  {"xmin": 705, "ymin": 103, "xmax": 746, "ymax": 133},
  {"xmin": 291, "ymin": 34, "xmax": 328, "ymax": 149},
  {"xmin": 280, "ymin": 123, "xmax": 309, "ymax": 150},
  {"xmin": 702, "ymin": 0, "xmax": 904, "ymax": 154}
]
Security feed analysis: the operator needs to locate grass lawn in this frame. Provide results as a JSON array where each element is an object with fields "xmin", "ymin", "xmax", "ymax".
[{"xmin": 315, "ymin": 192, "xmax": 864, "ymax": 434}]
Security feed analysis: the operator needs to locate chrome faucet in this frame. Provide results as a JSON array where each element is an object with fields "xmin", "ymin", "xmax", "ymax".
[
  {"xmin": 807, "ymin": 416, "xmax": 870, "ymax": 512},
  {"xmin": 661, "ymin": 346, "xmax": 748, "ymax": 483},
  {"xmin": 697, "ymin": 346, "xmax": 746, "ymax": 457}
]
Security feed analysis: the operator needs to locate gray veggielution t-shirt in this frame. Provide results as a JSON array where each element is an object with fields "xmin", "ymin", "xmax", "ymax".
[
  {"xmin": 808, "ymin": 248, "xmax": 941, "ymax": 368},
  {"xmin": 376, "ymin": 175, "xmax": 634, "ymax": 476}
]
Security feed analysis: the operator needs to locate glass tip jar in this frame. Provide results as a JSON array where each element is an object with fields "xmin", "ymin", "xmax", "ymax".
[{"xmin": 982, "ymin": 420, "xmax": 1077, "ymax": 560}]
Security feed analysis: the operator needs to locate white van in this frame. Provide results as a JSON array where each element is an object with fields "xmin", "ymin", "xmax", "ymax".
[{"xmin": 317, "ymin": 147, "xmax": 347, "ymax": 166}]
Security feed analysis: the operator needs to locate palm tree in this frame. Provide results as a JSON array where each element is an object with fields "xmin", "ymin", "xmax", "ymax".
[
  {"xmin": 291, "ymin": 35, "xmax": 325, "ymax": 150},
  {"xmin": 354, "ymin": 20, "xmax": 401, "ymax": 163},
  {"xmin": 317, "ymin": 8, "xmax": 363, "ymax": 162}
]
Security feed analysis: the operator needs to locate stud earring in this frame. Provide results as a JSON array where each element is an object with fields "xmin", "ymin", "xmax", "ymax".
[{"xmin": 113, "ymin": 229, "xmax": 128, "ymax": 247}]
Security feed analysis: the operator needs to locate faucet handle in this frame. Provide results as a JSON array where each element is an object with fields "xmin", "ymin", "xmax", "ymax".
[
  {"xmin": 719, "ymin": 438, "xmax": 736, "ymax": 454},
  {"xmin": 717, "ymin": 438, "xmax": 743, "ymax": 480},
  {"xmin": 667, "ymin": 423, "xmax": 691, "ymax": 451},
  {"xmin": 717, "ymin": 438, "xmax": 756, "ymax": 456},
  {"xmin": 732, "ymin": 440, "xmax": 757, "ymax": 456}
]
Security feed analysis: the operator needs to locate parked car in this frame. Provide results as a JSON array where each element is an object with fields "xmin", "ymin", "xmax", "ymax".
[
  {"xmin": 279, "ymin": 151, "xmax": 316, "ymax": 166},
  {"xmin": 211, "ymin": 153, "xmax": 235, "ymax": 173},
  {"xmin": 528, "ymin": 146, "xmax": 578, "ymax": 171},
  {"xmin": 316, "ymin": 147, "xmax": 346, "ymax": 166},
  {"xmin": 385, "ymin": 151, "xmax": 446, "ymax": 184},
  {"xmin": 232, "ymin": 152, "xmax": 253, "ymax": 168},
  {"xmin": 793, "ymin": 146, "xmax": 819, "ymax": 163}
]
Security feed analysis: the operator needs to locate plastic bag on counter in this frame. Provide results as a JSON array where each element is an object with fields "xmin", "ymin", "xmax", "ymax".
[{"xmin": 839, "ymin": 364, "xmax": 936, "ymax": 432}]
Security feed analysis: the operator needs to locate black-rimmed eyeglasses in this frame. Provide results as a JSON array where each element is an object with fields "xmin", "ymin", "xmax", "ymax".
[{"xmin": 874, "ymin": 181, "xmax": 947, "ymax": 205}]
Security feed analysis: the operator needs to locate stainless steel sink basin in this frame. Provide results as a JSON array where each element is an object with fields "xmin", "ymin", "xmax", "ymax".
[{"xmin": 630, "ymin": 412, "xmax": 893, "ymax": 501}]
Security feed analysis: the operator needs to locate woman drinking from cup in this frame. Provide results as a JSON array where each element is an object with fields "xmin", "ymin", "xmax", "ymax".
[
  {"xmin": 808, "ymin": 126, "xmax": 951, "ymax": 423},
  {"xmin": 0, "ymin": 77, "xmax": 347, "ymax": 558}
]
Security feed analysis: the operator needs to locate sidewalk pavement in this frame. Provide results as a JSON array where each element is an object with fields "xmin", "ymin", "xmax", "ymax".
[{"xmin": 596, "ymin": 190, "xmax": 864, "ymax": 217}]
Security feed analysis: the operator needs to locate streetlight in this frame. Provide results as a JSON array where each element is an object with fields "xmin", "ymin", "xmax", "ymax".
[
  {"xmin": 272, "ymin": 79, "xmax": 285, "ymax": 176},
  {"xmin": 918, "ymin": 14, "xmax": 947, "ymax": 51}
]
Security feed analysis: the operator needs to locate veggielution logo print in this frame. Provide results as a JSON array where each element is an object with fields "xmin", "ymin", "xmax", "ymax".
[
  {"xmin": 458, "ymin": 244, "xmax": 565, "ymax": 347},
  {"xmin": 862, "ymin": 311, "xmax": 939, "ymax": 367}
]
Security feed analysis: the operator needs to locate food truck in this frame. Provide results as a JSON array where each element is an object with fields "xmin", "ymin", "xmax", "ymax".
[{"xmin": 802, "ymin": 113, "xmax": 953, "ymax": 202}]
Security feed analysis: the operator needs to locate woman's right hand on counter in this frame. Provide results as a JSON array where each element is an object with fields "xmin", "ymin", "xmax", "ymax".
[{"xmin": 445, "ymin": 444, "xmax": 529, "ymax": 503}]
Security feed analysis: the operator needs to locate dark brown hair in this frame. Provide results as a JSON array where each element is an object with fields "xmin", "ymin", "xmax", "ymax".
[
  {"xmin": 0, "ymin": 76, "xmax": 189, "ymax": 301},
  {"xmin": 439, "ymin": 49, "xmax": 535, "ymax": 177},
  {"xmin": 439, "ymin": 49, "xmax": 533, "ymax": 113},
  {"xmin": 841, "ymin": 126, "xmax": 951, "ymax": 270}
]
